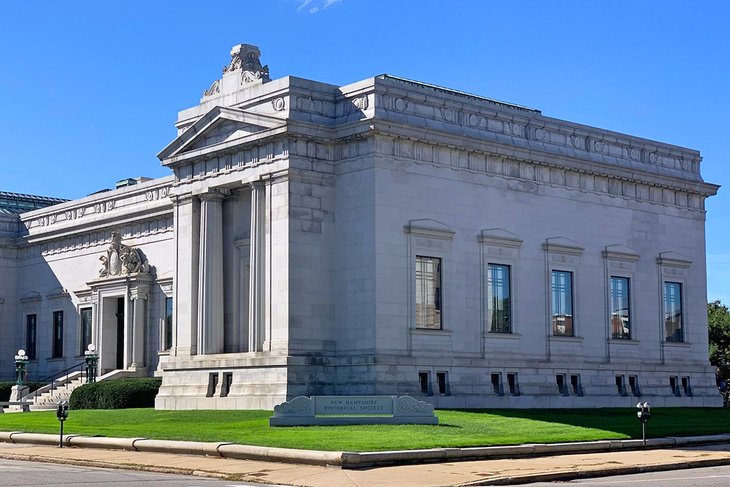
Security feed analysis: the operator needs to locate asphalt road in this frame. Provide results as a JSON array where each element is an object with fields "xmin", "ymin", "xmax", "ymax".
[
  {"xmin": 0, "ymin": 458, "xmax": 285, "ymax": 487},
  {"xmin": 527, "ymin": 464, "xmax": 730, "ymax": 486}
]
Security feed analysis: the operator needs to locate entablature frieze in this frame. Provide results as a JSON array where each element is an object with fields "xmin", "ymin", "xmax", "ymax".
[
  {"xmin": 17, "ymin": 215, "xmax": 173, "ymax": 260},
  {"xmin": 361, "ymin": 132, "xmax": 713, "ymax": 213},
  {"xmin": 21, "ymin": 177, "xmax": 174, "ymax": 238},
  {"xmin": 370, "ymin": 77, "xmax": 705, "ymax": 181}
]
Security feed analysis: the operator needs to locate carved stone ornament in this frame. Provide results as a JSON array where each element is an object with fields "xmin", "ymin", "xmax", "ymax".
[
  {"xmin": 223, "ymin": 44, "xmax": 270, "ymax": 85},
  {"xmin": 98, "ymin": 231, "xmax": 150, "ymax": 278},
  {"xmin": 203, "ymin": 79, "xmax": 220, "ymax": 97}
]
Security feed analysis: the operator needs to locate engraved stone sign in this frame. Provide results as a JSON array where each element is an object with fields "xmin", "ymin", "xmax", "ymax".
[
  {"xmin": 270, "ymin": 395, "xmax": 438, "ymax": 426},
  {"xmin": 315, "ymin": 396, "xmax": 392, "ymax": 415}
]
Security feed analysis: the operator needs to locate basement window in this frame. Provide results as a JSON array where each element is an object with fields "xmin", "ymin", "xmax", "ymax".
[
  {"xmin": 681, "ymin": 376, "xmax": 693, "ymax": 397},
  {"xmin": 491, "ymin": 373, "xmax": 504, "ymax": 396},
  {"xmin": 419, "ymin": 371, "xmax": 432, "ymax": 395},
  {"xmin": 221, "ymin": 372, "xmax": 233, "ymax": 398},
  {"xmin": 628, "ymin": 375, "xmax": 641, "ymax": 396},
  {"xmin": 507, "ymin": 373, "xmax": 520, "ymax": 396},
  {"xmin": 436, "ymin": 372, "xmax": 449, "ymax": 396},
  {"xmin": 556, "ymin": 374, "xmax": 569, "ymax": 396},
  {"xmin": 206, "ymin": 373, "xmax": 219, "ymax": 397}
]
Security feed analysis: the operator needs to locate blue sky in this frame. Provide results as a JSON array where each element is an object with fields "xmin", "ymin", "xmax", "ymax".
[{"xmin": 1, "ymin": 1, "xmax": 728, "ymax": 303}]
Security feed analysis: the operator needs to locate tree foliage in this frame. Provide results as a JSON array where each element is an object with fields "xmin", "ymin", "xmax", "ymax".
[{"xmin": 708, "ymin": 300, "xmax": 730, "ymax": 383}]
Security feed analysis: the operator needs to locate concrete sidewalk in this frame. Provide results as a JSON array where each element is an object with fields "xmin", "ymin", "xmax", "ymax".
[{"xmin": 2, "ymin": 440, "xmax": 730, "ymax": 486}]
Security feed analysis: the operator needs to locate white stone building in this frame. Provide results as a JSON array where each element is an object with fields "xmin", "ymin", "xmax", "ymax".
[{"xmin": 0, "ymin": 45, "xmax": 721, "ymax": 409}]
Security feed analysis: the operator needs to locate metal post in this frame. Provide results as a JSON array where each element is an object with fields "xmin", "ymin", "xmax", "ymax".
[
  {"xmin": 642, "ymin": 422, "xmax": 646, "ymax": 447},
  {"xmin": 56, "ymin": 400, "xmax": 69, "ymax": 448},
  {"xmin": 636, "ymin": 402, "xmax": 650, "ymax": 449}
]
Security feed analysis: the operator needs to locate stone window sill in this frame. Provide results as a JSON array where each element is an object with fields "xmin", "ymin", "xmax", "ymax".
[
  {"xmin": 549, "ymin": 335, "xmax": 584, "ymax": 343},
  {"xmin": 663, "ymin": 341, "xmax": 692, "ymax": 348},
  {"xmin": 411, "ymin": 328, "xmax": 453, "ymax": 336},
  {"xmin": 609, "ymin": 339, "xmax": 640, "ymax": 345},
  {"xmin": 483, "ymin": 332, "xmax": 521, "ymax": 339}
]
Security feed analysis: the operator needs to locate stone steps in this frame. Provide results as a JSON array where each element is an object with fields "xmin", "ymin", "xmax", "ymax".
[{"xmin": 27, "ymin": 378, "xmax": 86, "ymax": 411}]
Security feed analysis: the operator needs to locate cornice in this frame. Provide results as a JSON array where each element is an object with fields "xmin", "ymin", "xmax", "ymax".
[
  {"xmin": 371, "ymin": 76, "xmax": 703, "ymax": 174},
  {"xmin": 20, "ymin": 177, "xmax": 174, "ymax": 242}
]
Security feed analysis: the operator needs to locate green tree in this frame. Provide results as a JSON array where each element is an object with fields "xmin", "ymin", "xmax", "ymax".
[{"xmin": 708, "ymin": 300, "xmax": 730, "ymax": 383}]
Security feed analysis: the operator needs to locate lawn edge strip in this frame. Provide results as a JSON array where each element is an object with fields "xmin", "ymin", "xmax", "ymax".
[{"xmin": 3, "ymin": 431, "xmax": 730, "ymax": 469}]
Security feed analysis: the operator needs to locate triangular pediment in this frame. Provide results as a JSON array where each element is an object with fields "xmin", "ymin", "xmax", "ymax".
[{"xmin": 157, "ymin": 106, "xmax": 285, "ymax": 163}]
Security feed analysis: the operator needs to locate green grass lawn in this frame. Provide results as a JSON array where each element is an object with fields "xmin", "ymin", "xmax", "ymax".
[{"xmin": 1, "ymin": 408, "xmax": 729, "ymax": 452}]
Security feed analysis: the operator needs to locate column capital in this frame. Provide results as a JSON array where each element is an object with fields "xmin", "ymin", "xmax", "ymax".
[{"xmin": 199, "ymin": 188, "xmax": 230, "ymax": 202}]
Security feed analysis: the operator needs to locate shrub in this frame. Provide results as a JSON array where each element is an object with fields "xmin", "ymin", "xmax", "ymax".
[
  {"xmin": 0, "ymin": 381, "xmax": 45, "ymax": 402},
  {"xmin": 70, "ymin": 378, "xmax": 161, "ymax": 410}
]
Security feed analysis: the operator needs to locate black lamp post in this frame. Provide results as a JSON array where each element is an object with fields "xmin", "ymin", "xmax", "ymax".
[
  {"xmin": 636, "ymin": 401, "xmax": 651, "ymax": 447},
  {"xmin": 84, "ymin": 344, "xmax": 98, "ymax": 383},
  {"xmin": 14, "ymin": 349, "xmax": 28, "ymax": 386}
]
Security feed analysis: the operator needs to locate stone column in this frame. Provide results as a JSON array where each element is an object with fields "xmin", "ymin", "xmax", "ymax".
[
  {"xmin": 248, "ymin": 182, "xmax": 266, "ymax": 352},
  {"xmin": 198, "ymin": 190, "xmax": 226, "ymax": 355},
  {"xmin": 172, "ymin": 193, "xmax": 200, "ymax": 356},
  {"xmin": 129, "ymin": 281, "xmax": 149, "ymax": 371}
]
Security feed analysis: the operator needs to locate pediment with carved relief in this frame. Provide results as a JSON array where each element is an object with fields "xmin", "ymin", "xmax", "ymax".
[{"xmin": 157, "ymin": 106, "xmax": 285, "ymax": 164}]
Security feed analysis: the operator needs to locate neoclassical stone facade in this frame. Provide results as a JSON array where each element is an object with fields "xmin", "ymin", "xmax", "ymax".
[{"xmin": 0, "ymin": 44, "xmax": 721, "ymax": 408}]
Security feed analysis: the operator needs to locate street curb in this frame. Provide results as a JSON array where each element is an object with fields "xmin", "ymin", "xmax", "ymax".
[
  {"xmin": 459, "ymin": 457, "xmax": 730, "ymax": 485},
  {"xmin": 2, "ymin": 431, "xmax": 730, "ymax": 469}
]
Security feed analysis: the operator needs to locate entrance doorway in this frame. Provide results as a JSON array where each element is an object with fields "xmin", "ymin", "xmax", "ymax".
[
  {"xmin": 116, "ymin": 297, "xmax": 124, "ymax": 370},
  {"xmin": 101, "ymin": 296, "xmax": 126, "ymax": 374}
]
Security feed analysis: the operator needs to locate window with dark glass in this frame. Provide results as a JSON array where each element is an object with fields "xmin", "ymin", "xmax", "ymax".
[
  {"xmin": 664, "ymin": 282, "xmax": 683, "ymax": 342},
  {"xmin": 436, "ymin": 371, "xmax": 449, "ymax": 395},
  {"xmin": 610, "ymin": 276, "xmax": 631, "ymax": 339},
  {"xmin": 491, "ymin": 373, "xmax": 503, "ymax": 395},
  {"xmin": 52, "ymin": 310, "xmax": 64, "ymax": 358},
  {"xmin": 551, "ymin": 270, "xmax": 574, "ymax": 336},
  {"xmin": 415, "ymin": 256, "xmax": 442, "ymax": 329},
  {"xmin": 487, "ymin": 263, "xmax": 511, "ymax": 333},
  {"xmin": 80, "ymin": 307, "xmax": 92, "ymax": 354},
  {"xmin": 507, "ymin": 373, "xmax": 520, "ymax": 396},
  {"xmin": 418, "ymin": 371, "xmax": 431, "ymax": 395},
  {"xmin": 164, "ymin": 297, "xmax": 173, "ymax": 351},
  {"xmin": 26, "ymin": 314, "xmax": 37, "ymax": 360}
]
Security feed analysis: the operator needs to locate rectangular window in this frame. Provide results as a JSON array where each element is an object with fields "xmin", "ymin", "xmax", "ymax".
[
  {"xmin": 487, "ymin": 264, "xmax": 511, "ymax": 333},
  {"xmin": 570, "ymin": 374, "xmax": 583, "ymax": 396},
  {"xmin": 415, "ymin": 256, "xmax": 442, "ymax": 329},
  {"xmin": 221, "ymin": 372, "xmax": 233, "ymax": 398},
  {"xmin": 556, "ymin": 373, "xmax": 569, "ymax": 396},
  {"xmin": 507, "ymin": 373, "xmax": 520, "ymax": 396},
  {"xmin": 419, "ymin": 371, "xmax": 431, "ymax": 395},
  {"xmin": 669, "ymin": 376, "xmax": 681, "ymax": 396},
  {"xmin": 629, "ymin": 375, "xmax": 640, "ymax": 396},
  {"xmin": 552, "ymin": 270, "xmax": 574, "ymax": 336},
  {"xmin": 436, "ymin": 371, "xmax": 449, "ymax": 395},
  {"xmin": 206, "ymin": 373, "xmax": 219, "ymax": 397},
  {"xmin": 80, "ymin": 307, "xmax": 92, "ymax": 355},
  {"xmin": 610, "ymin": 277, "xmax": 631, "ymax": 339},
  {"xmin": 164, "ymin": 297, "xmax": 173, "ymax": 351},
  {"xmin": 616, "ymin": 375, "xmax": 627, "ymax": 396},
  {"xmin": 681, "ymin": 376, "xmax": 692, "ymax": 397},
  {"xmin": 26, "ymin": 314, "xmax": 37, "ymax": 360},
  {"xmin": 491, "ymin": 373, "xmax": 503, "ymax": 395},
  {"xmin": 664, "ymin": 282, "xmax": 683, "ymax": 342},
  {"xmin": 52, "ymin": 311, "xmax": 64, "ymax": 358}
]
